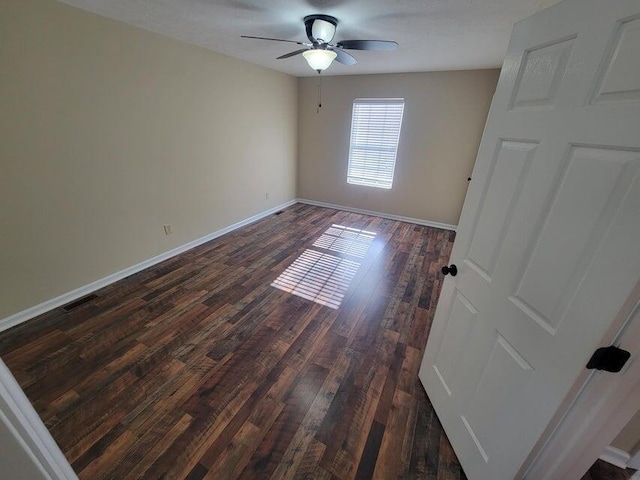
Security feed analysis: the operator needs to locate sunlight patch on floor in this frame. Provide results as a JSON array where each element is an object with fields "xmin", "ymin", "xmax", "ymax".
[
  {"xmin": 312, "ymin": 224, "xmax": 377, "ymax": 259},
  {"xmin": 271, "ymin": 249, "xmax": 360, "ymax": 309},
  {"xmin": 272, "ymin": 224, "xmax": 377, "ymax": 309}
]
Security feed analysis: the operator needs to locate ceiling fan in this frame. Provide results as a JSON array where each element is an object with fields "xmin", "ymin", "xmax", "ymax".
[{"xmin": 242, "ymin": 14, "xmax": 398, "ymax": 73}]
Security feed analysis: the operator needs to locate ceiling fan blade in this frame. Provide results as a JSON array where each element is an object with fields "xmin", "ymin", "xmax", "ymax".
[
  {"xmin": 277, "ymin": 49, "xmax": 308, "ymax": 59},
  {"xmin": 332, "ymin": 48, "xmax": 357, "ymax": 65},
  {"xmin": 336, "ymin": 40, "xmax": 398, "ymax": 51},
  {"xmin": 241, "ymin": 35, "xmax": 306, "ymax": 46}
]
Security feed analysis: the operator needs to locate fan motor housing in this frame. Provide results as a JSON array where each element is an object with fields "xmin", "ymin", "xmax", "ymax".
[{"xmin": 304, "ymin": 14, "xmax": 338, "ymax": 44}]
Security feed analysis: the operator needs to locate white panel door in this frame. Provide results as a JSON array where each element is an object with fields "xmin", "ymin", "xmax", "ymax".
[{"xmin": 418, "ymin": 1, "xmax": 640, "ymax": 479}]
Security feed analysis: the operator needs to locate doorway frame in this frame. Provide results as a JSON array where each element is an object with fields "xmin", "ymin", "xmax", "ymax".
[{"xmin": 0, "ymin": 359, "xmax": 77, "ymax": 480}]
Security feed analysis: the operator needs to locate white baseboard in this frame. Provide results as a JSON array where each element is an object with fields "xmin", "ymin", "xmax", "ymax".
[
  {"xmin": 0, "ymin": 200, "xmax": 297, "ymax": 333},
  {"xmin": 1, "ymin": 198, "xmax": 453, "ymax": 333},
  {"xmin": 599, "ymin": 445, "xmax": 632, "ymax": 469},
  {"xmin": 296, "ymin": 198, "xmax": 458, "ymax": 232}
]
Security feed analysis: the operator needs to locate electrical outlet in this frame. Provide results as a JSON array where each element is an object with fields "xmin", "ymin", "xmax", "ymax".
[
  {"xmin": 265, "ymin": 192, "xmax": 270, "ymax": 200},
  {"xmin": 163, "ymin": 225, "xmax": 173, "ymax": 235}
]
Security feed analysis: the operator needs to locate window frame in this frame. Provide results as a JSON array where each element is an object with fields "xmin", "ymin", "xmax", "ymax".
[{"xmin": 346, "ymin": 97, "xmax": 405, "ymax": 190}]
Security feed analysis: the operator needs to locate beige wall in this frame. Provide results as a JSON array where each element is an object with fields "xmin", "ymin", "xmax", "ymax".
[
  {"xmin": 612, "ymin": 409, "xmax": 640, "ymax": 455},
  {"xmin": 0, "ymin": 0, "xmax": 297, "ymax": 319},
  {"xmin": 297, "ymin": 70, "xmax": 499, "ymax": 226},
  {"xmin": 0, "ymin": 0, "xmax": 497, "ymax": 320}
]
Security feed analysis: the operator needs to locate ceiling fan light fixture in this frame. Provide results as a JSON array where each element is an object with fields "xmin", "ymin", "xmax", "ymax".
[{"xmin": 303, "ymin": 49, "xmax": 337, "ymax": 71}]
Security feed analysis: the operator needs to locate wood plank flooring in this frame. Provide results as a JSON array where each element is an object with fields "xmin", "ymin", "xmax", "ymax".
[
  {"xmin": 582, "ymin": 460, "xmax": 636, "ymax": 480},
  {"xmin": 0, "ymin": 204, "xmax": 465, "ymax": 479}
]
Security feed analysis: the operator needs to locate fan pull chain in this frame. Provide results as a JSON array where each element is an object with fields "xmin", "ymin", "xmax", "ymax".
[{"xmin": 317, "ymin": 72, "xmax": 322, "ymax": 113}]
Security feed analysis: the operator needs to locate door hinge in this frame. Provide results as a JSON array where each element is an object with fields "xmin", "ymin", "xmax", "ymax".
[{"xmin": 586, "ymin": 346, "xmax": 631, "ymax": 373}]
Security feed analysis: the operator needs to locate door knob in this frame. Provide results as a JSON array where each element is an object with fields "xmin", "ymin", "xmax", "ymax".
[{"xmin": 441, "ymin": 264, "xmax": 458, "ymax": 276}]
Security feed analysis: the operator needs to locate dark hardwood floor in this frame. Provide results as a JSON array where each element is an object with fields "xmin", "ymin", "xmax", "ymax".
[
  {"xmin": 0, "ymin": 204, "xmax": 465, "ymax": 479},
  {"xmin": 582, "ymin": 460, "xmax": 636, "ymax": 480}
]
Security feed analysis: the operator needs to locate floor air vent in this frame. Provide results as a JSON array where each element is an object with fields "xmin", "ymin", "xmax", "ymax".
[{"xmin": 61, "ymin": 293, "xmax": 98, "ymax": 312}]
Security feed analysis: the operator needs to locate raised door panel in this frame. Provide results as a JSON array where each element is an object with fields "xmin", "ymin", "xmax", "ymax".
[
  {"xmin": 466, "ymin": 141, "xmax": 538, "ymax": 282},
  {"xmin": 509, "ymin": 37, "xmax": 576, "ymax": 110},
  {"xmin": 510, "ymin": 146, "xmax": 639, "ymax": 334},
  {"xmin": 591, "ymin": 15, "xmax": 640, "ymax": 104},
  {"xmin": 462, "ymin": 335, "xmax": 533, "ymax": 464},
  {"xmin": 432, "ymin": 291, "xmax": 478, "ymax": 397}
]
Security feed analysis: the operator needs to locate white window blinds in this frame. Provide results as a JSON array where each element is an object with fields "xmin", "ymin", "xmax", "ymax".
[{"xmin": 347, "ymin": 98, "xmax": 405, "ymax": 189}]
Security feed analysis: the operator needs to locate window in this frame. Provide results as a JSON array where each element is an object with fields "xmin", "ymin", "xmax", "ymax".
[{"xmin": 347, "ymin": 98, "xmax": 405, "ymax": 189}]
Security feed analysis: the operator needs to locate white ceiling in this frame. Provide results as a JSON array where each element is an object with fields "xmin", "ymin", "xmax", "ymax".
[{"xmin": 56, "ymin": 0, "xmax": 562, "ymax": 77}]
